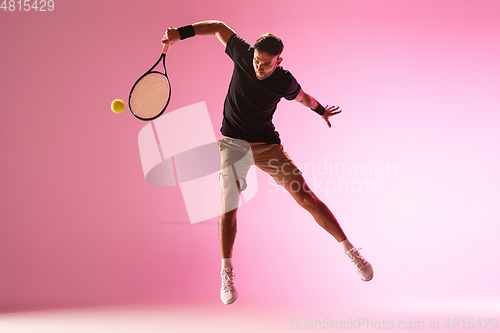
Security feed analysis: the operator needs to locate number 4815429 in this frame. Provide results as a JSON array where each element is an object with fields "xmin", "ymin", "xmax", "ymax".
[{"xmin": 1, "ymin": 0, "xmax": 55, "ymax": 11}]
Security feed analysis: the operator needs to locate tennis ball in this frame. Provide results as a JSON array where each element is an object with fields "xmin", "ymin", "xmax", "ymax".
[{"xmin": 111, "ymin": 99, "xmax": 125, "ymax": 114}]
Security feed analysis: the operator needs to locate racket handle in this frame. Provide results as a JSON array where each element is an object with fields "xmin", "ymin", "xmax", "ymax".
[{"xmin": 162, "ymin": 42, "xmax": 170, "ymax": 54}]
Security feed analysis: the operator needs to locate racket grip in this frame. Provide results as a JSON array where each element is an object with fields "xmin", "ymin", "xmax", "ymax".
[{"xmin": 162, "ymin": 42, "xmax": 170, "ymax": 54}]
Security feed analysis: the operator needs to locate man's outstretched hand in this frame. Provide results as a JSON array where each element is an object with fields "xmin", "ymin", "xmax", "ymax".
[{"xmin": 322, "ymin": 105, "xmax": 342, "ymax": 128}]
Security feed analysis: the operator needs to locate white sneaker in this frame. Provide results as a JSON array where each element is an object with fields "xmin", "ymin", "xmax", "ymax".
[
  {"xmin": 220, "ymin": 267, "xmax": 238, "ymax": 304},
  {"xmin": 346, "ymin": 247, "xmax": 373, "ymax": 281}
]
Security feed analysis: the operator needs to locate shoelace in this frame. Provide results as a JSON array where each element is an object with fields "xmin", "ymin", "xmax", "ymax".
[
  {"xmin": 221, "ymin": 268, "xmax": 235, "ymax": 293},
  {"xmin": 347, "ymin": 247, "xmax": 368, "ymax": 269}
]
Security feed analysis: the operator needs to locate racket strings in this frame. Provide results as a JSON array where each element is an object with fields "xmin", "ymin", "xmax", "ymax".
[{"xmin": 130, "ymin": 73, "xmax": 170, "ymax": 119}]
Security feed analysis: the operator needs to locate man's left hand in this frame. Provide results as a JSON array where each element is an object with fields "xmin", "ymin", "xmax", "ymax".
[{"xmin": 322, "ymin": 105, "xmax": 342, "ymax": 128}]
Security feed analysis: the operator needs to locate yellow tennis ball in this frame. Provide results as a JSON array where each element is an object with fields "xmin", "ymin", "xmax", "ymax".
[{"xmin": 111, "ymin": 99, "xmax": 125, "ymax": 114}]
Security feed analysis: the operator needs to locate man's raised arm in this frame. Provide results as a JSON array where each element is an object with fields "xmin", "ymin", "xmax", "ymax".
[
  {"xmin": 295, "ymin": 88, "xmax": 342, "ymax": 128},
  {"xmin": 163, "ymin": 21, "xmax": 235, "ymax": 47}
]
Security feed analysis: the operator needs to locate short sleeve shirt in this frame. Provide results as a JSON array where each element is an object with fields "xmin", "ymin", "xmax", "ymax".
[{"xmin": 221, "ymin": 34, "xmax": 301, "ymax": 144}]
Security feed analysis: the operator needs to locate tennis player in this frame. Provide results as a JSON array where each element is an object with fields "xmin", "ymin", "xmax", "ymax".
[{"xmin": 163, "ymin": 21, "xmax": 373, "ymax": 305}]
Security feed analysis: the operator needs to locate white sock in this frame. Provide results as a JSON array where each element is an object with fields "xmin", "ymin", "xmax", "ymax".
[
  {"xmin": 221, "ymin": 258, "xmax": 233, "ymax": 269},
  {"xmin": 339, "ymin": 239, "xmax": 354, "ymax": 254}
]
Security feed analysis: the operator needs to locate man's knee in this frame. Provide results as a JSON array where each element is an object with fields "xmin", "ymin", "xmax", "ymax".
[
  {"xmin": 285, "ymin": 179, "xmax": 317, "ymax": 208},
  {"xmin": 298, "ymin": 189, "xmax": 318, "ymax": 209},
  {"xmin": 220, "ymin": 174, "xmax": 242, "ymax": 213}
]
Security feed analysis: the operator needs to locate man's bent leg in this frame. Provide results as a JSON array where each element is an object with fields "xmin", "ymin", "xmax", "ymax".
[
  {"xmin": 218, "ymin": 137, "xmax": 255, "ymax": 304},
  {"xmin": 218, "ymin": 137, "xmax": 252, "ymax": 258}
]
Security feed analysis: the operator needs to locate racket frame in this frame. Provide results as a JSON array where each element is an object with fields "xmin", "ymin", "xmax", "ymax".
[{"xmin": 129, "ymin": 44, "xmax": 171, "ymax": 121}]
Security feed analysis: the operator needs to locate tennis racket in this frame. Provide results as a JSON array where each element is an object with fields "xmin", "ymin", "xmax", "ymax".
[{"xmin": 129, "ymin": 43, "xmax": 171, "ymax": 121}]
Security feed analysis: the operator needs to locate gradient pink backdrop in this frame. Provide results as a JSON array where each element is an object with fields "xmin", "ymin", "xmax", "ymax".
[{"xmin": 1, "ymin": 0, "xmax": 499, "ymax": 331}]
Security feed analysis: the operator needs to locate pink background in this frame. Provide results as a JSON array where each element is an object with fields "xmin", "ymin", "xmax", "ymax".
[{"xmin": 1, "ymin": 0, "xmax": 499, "ymax": 331}]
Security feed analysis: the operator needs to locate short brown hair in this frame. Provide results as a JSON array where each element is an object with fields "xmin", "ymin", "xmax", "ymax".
[{"xmin": 253, "ymin": 33, "xmax": 284, "ymax": 56}]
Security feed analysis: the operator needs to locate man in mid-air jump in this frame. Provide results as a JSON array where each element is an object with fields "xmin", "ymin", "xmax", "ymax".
[{"xmin": 163, "ymin": 20, "xmax": 373, "ymax": 305}]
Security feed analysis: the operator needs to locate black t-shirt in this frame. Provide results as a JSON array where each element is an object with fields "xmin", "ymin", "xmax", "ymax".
[{"xmin": 221, "ymin": 34, "xmax": 301, "ymax": 144}]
